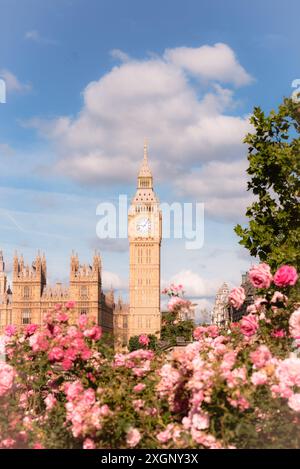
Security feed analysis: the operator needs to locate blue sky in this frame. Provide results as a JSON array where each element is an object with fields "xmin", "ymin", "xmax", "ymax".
[{"xmin": 0, "ymin": 0, "xmax": 299, "ymax": 318}]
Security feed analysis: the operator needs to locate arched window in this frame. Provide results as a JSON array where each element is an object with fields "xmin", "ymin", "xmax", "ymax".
[
  {"xmin": 80, "ymin": 286, "xmax": 88, "ymax": 299},
  {"xmin": 24, "ymin": 286, "xmax": 30, "ymax": 299},
  {"xmin": 22, "ymin": 309, "xmax": 31, "ymax": 324}
]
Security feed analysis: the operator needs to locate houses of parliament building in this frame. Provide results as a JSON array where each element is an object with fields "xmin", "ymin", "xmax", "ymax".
[{"xmin": 0, "ymin": 144, "xmax": 162, "ymax": 346}]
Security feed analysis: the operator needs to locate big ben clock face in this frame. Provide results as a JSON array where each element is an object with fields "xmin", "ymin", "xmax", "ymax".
[{"xmin": 136, "ymin": 217, "xmax": 151, "ymax": 235}]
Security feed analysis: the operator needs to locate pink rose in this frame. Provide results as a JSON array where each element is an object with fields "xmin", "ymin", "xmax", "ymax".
[
  {"xmin": 5, "ymin": 325, "xmax": 17, "ymax": 337},
  {"xmin": 48, "ymin": 346, "xmax": 64, "ymax": 362},
  {"xmin": 240, "ymin": 314, "xmax": 259, "ymax": 337},
  {"xmin": 228, "ymin": 287, "xmax": 245, "ymax": 309},
  {"xmin": 289, "ymin": 308, "xmax": 300, "ymax": 339},
  {"xmin": 133, "ymin": 383, "xmax": 146, "ymax": 392},
  {"xmin": 99, "ymin": 404, "xmax": 111, "ymax": 416},
  {"xmin": 83, "ymin": 326, "xmax": 102, "ymax": 341},
  {"xmin": 65, "ymin": 380, "xmax": 84, "ymax": 401},
  {"xmin": 126, "ymin": 427, "xmax": 141, "ymax": 448},
  {"xmin": 56, "ymin": 312, "xmax": 69, "ymax": 323},
  {"xmin": 1, "ymin": 438, "xmax": 16, "ymax": 448},
  {"xmin": 288, "ymin": 393, "xmax": 300, "ymax": 412},
  {"xmin": 250, "ymin": 345, "xmax": 272, "ymax": 368},
  {"xmin": 62, "ymin": 359, "xmax": 73, "ymax": 371},
  {"xmin": 207, "ymin": 325, "xmax": 219, "ymax": 338},
  {"xmin": 78, "ymin": 314, "xmax": 88, "ymax": 328},
  {"xmin": 0, "ymin": 363, "xmax": 15, "ymax": 397},
  {"xmin": 44, "ymin": 393, "xmax": 57, "ymax": 411},
  {"xmin": 138, "ymin": 334, "xmax": 150, "ymax": 346},
  {"xmin": 25, "ymin": 324, "xmax": 38, "ymax": 336},
  {"xmin": 64, "ymin": 348, "xmax": 77, "ymax": 362},
  {"xmin": 193, "ymin": 326, "xmax": 206, "ymax": 340},
  {"xmin": 248, "ymin": 263, "xmax": 273, "ymax": 289},
  {"xmin": 67, "ymin": 326, "xmax": 78, "ymax": 338},
  {"xmin": 276, "ymin": 356, "xmax": 300, "ymax": 387},
  {"xmin": 65, "ymin": 300, "xmax": 76, "ymax": 309},
  {"xmin": 251, "ymin": 370, "xmax": 268, "ymax": 386},
  {"xmin": 83, "ymin": 438, "xmax": 96, "ymax": 449},
  {"xmin": 271, "ymin": 329, "xmax": 286, "ymax": 338},
  {"xmin": 271, "ymin": 291, "xmax": 288, "ymax": 305},
  {"xmin": 33, "ymin": 442, "xmax": 44, "ymax": 449},
  {"xmin": 157, "ymin": 429, "xmax": 172, "ymax": 443},
  {"xmin": 192, "ymin": 413, "xmax": 209, "ymax": 430},
  {"xmin": 167, "ymin": 296, "xmax": 182, "ymax": 311},
  {"xmin": 274, "ymin": 265, "xmax": 298, "ymax": 287}
]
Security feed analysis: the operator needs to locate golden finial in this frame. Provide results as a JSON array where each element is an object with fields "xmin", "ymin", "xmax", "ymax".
[{"xmin": 143, "ymin": 138, "xmax": 148, "ymax": 161}]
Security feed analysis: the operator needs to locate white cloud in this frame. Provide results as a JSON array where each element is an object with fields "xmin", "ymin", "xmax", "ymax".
[
  {"xmin": 163, "ymin": 269, "xmax": 220, "ymax": 298},
  {"xmin": 0, "ymin": 69, "xmax": 31, "ymax": 93},
  {"xmin": 24, "ymin": 30, "xmax": 58, "ymax": 46},
  {"xmin": 162, "ymin": 271, "xmax": 218, "ymax": 323},
  {"xmin": 28, "ymin": 44, "xmax": 249, "ymax": 176},
  {"xmin": 102, "ymin": 270, "xmax": 127, "ymax": 290},
  {"xmin": 176, "ymin": 159, "xmax": 254, "ymax": 222},
  {"xmin": 25, "ymin": 30, "xmax": 40, "ymax": 41},
  {"xmin": 164, "ymin": 43, "xmax": 253, "ymax": 86},
  {"xmin": 0, "ymin": 143, "xmax": 14, "ymax": 157},
  {"xmin": 110, "ymin": 49, "xmax": 130, "ymax": 62},
  {"xmin": 193, "ymin": 298, "xmax": 214, "ymax": 323},
  {"xmin": 25, "ymin": 43, "xmax": 253, "ymax": 219}
]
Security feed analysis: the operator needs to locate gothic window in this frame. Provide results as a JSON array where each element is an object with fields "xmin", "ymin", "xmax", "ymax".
[
  {"xmin": 137, "ymin": 248, "xmax": 142, "ymax": 264},
  {"xmin": 123, "ymin": 316, "xmax": 128, "ymax": 328},
  {"xmin": 80, "ymin": 308, "xmax": 88, "ymax": 315},
  {"xmin": 140, "ymin": 179, "xmax": 149, "ymax": 188},
  {"xmin": 146, "ymin": 318, "xmax": 151, "ymax": 328},
  {"xmin": 80, "ymin": 286, "xmax": 88, "ymax": 299},
  {"xmin": 22, "ymin": 309, "xmax": 31, "ymax": 325},
  {"xmin": 23, "ymin": 286, "xmax": 30, "ymax": 299},
  {"xmin": 146, "ymin": 248, "xmax": 151, "ymax": 263},
  {"xmin": 137, "ymin": 316, "xmax": 143, "ymax": 328}
]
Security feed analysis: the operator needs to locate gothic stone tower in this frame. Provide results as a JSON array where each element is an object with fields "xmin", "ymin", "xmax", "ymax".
[
  {"xmin": 12, "ymin": 252, "xmax": 47, "ymax": 326},
  {"xmin": 0, "ymin": 251, "xmax": 7, "ymax": 304},
  {"xmin": 128, "ymin": 143, "xmax": 162, "ymax": 339},
  {"xmin": 68, "ymin": 251, "xmax": 113, "ymax": 332}
]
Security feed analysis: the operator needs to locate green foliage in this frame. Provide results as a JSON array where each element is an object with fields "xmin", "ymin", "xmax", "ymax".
[
  {"xmin": 235, "ymin": 97, "xmax": 300, "ymax": 270},
  {"xmin": 161, "ymin": 312, "xmax": 194, "ymax": 345},
  {"xmin": 128, "ymin": 334, "xmax": 158, "ymax": 352}
]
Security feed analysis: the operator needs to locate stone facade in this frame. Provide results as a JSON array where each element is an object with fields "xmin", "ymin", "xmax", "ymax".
[
  {"xmin": 211, "ymin": 274, "xmax": 257, "ymax": 326},
  {"xmin": 113, "ymin": 297, "xmax": 130, "ymax": 348},
  {"xmin": 0, "ymin": 250, "xmax": 114, "ymax": 333},
  {"xmin": 211, "ymin": 282, "xmax": 230, "ymax": 326},
  {"xmin": 126, "ymin": 143, "xmax": 162, "ymax": 340}
]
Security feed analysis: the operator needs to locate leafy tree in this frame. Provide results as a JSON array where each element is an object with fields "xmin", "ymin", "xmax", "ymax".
[
  {"xmin": 161, "ymin": 312, "xmax": 194, "ymax": 345},
  {"xmin": 235, "ymin": 97, "xmax": 300, "ymax": 270}
]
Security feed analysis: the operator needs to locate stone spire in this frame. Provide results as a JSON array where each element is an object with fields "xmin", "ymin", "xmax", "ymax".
[
  {"xmin": 0, "ymin": 250, "xmax": 7, "ymax": 300},
  {"xmin": 138, "ymin": 140, "xmax": 152, "ymax": 178},
  {"xmin": 107, "ymin": 286, "xmax": 115, "ymax": 305},
  {"xmin": 0, "ymin": 250, "xmax": 4, "ymax": 272}
]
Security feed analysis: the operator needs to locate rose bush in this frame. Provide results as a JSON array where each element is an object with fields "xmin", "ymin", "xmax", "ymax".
[
  {"xmin": 161, "ymin": 284, "xmax": 195, "ymax": 345},
  {"xmin": 0, "ymin": 262, "xmax": 299, "ymax": 449}
]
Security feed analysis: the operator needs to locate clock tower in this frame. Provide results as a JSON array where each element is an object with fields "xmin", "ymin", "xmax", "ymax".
[{"xmin": 128, "ymin": 142, "xmax": 162, "ymax": 340}]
